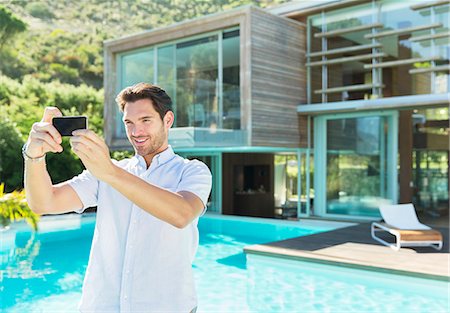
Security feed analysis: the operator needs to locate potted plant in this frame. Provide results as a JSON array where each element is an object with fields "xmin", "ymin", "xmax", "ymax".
[{"xmin": 0, "ymin": 183, "xmax": 39, "ymax": 231}]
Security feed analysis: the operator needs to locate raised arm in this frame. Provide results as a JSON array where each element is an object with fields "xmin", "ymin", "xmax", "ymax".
[
  {"xmin": 70, "ymin": 130, "xmax": 211, "ymax": 228},
  {"xmin": 24, "ymin": 107, "xmax": 83, "ymax": 215}
]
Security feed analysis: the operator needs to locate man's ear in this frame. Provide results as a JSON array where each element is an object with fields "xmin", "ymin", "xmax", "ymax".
[{"xmin": 164, "ymin": 111, "xmax": 174, "ymax": 128}]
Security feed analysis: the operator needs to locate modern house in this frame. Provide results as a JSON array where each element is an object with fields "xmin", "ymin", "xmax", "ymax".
[{"xmin": 103, "ymin": 0, "xmax": 449, "ymax": 224}]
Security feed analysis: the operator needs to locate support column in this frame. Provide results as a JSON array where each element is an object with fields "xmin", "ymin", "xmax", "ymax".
[{"xmin": 399, "ymin": 110, "xmax": 413, "ymax": 203}]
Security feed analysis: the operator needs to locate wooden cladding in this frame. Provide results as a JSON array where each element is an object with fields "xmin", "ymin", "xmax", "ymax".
[{"xmin": 249, "ymin": 8, "xmax": 306, "ymax": 148}]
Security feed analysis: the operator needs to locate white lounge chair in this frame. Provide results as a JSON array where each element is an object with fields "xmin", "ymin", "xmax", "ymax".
[{"xmin": 371, "ymin": 203, "xmax": 443, "ymax": 251}]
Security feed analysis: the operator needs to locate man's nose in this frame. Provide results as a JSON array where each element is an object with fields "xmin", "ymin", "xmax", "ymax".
[{"xmin": 131, "ymin": 125, "xmax": 145, "ymax": 137}]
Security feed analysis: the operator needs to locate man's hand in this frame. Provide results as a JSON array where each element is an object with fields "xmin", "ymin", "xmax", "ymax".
[
  {"xmin": 70, "ymin": 129, "xmax": 117, "ymax": 182},
  {"xmin": 26, "ymin": 107, "xmax": 63, "ymax": 158}
]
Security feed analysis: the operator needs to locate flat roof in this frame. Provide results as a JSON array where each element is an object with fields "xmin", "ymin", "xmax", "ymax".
[
  {"xmin": 267, "ymin": 0, "xmax": 370, "ymax": 17},
  {"xmin": 267, "ymin": 0, "xmax": 341, "ymax": 15}
]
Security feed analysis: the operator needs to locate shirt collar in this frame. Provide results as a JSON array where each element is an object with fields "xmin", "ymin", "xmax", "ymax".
[{"xmin": 131, "ymin": 145, "xmax": 175, "ymax": 169}]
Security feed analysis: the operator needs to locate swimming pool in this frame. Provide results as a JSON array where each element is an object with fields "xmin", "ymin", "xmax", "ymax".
[{"xmin": 1, "ymin": 214, "xmax": 448, "ymax": 312}]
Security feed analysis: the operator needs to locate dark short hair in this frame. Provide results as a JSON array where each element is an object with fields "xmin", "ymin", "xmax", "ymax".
[{"xmin": 115, "ymin": 82, "xmax": 172, "ymax": 120}]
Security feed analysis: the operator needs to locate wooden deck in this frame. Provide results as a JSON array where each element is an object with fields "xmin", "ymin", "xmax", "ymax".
[{"xmin": 244, "ymin": 223, "xmax": 450, "ymax": 281}]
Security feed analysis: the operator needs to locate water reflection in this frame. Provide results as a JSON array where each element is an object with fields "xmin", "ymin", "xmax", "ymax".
[{"xmin": 0, "ymin": 216, "xmax": 95, "ymax": 310}]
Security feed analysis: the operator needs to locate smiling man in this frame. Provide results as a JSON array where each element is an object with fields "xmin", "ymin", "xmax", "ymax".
[{"xmin": 23, "ymin": 83, "xmax": 212, "ymax": 313}]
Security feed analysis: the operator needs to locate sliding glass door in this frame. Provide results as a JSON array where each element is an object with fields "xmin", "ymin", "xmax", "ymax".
[{"xmin": 314, "ymin": 111, "xmax": 398, "ymax": 219}]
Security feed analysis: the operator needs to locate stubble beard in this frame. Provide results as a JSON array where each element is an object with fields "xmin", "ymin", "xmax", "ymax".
[{"xmin": 130, "ymin": 129, "xmax": 166, "ymax": 157}]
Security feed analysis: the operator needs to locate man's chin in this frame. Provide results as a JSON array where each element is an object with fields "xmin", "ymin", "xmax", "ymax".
[
  {"xmin": 134, "ymin": 145, "xmax": 155, "ymax": 157},
  {"xmin": 134, "ymin": 148, "xmax": 147, "ymax": 156}
]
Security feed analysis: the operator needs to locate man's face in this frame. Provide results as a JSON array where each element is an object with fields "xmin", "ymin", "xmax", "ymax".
[{"xmin": 122, "ymin": 99, "xmax": 172, "ymax": 157}]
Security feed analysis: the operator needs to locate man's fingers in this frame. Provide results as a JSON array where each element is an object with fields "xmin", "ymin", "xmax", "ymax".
[
  {"xmin": 32, "ymin": 122, "xmax": 62, "ymax": 144},
  {"xmin": 34, "ymin": 139, "xmax": 60, "ymax": 154},
  {"xmin": 72, "ymin": 130, "xmax": 105, "ymax": 149},
  {"xmin": 31, "ymin": 131, "xmax": 63, "ymax": 152},
  {"xmin": 70, "ymin": 136, "xmax": 98, "ymax": 152},
  {"xmin": 42, "ymin": 140, "xmax": 60, "ymax": 154},
  {"xmin": 72, "ymin": 142, "xmax": 91, "ymax": 161},
  {"xmin": 41, "ymin": 107, "xmax": 63, "ymax": 124},
  {"xmin": 70, "ymin": 139, "xmax": 93, "ymax": 156}
]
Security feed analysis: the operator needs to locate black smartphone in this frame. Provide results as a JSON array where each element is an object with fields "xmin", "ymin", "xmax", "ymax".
[{"xmin": 52, "ymin": 116, "xmax": 88, "ymax": 136}]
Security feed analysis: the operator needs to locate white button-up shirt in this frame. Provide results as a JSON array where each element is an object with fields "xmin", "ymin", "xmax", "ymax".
[{"xmin": 68, "ymin": 146, "xmax": 212, "ymax": 313}]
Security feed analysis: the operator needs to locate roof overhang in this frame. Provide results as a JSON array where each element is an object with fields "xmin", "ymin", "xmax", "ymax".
[
  {"xmin": 297, "ymin": 93, "xmax": 450, "ymax": 115},
  {"xmin": 267, "ymin": 0, "xmax": 370, "ymax": 18}
]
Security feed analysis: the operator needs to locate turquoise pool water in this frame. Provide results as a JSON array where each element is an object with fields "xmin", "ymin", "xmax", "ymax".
[{"xmin": 1, "ymin": 214, "xmax": 448, "ymax": 312}]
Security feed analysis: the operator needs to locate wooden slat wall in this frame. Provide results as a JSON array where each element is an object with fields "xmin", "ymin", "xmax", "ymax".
[{"xmin": 249, "ymin": 7, "xmax": 306, "ymax": 148}]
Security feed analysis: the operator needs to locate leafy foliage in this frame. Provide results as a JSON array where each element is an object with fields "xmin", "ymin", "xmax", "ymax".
[
  {"xmin": 25, "ymin": 2, "xmax": 55, "ymax": 20},
  {"xmin": 0, "ymin": 117, "xmax": 25, "ymax": 192},
  {"xmin": 0, "ymin": 183, "xmax": 39, "ymax": 231},
  {"xmin": 0, "ymin": 75, "xmax": 104, "ymax": 191},
  {"xmin": 0, "ymin": 6, "xmax": 26, "ymax": 49}
]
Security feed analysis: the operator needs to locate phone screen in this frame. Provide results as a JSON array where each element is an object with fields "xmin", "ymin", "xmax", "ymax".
[{"xmin": 52, "ymin": 116, "xmax": 88, "ymax": 136}]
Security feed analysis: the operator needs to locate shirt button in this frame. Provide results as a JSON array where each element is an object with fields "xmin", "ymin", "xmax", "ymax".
[
  {"xmin": 124, "ymin": 295, "xmax": 128, "ymax": 300},
  {"xmin": 126, "ymin": 270, "xmax": 130, "ymax": 274}
]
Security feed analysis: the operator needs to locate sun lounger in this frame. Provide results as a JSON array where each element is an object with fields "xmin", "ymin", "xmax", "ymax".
[{"xmin": 371, "ymin": 203, "xmax": 443, "ymax": 251}]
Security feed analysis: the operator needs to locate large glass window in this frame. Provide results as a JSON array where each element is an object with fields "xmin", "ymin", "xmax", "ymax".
[
  {"xmin": 175, "ymin": 36, "xmax": 218, "ymax": 128},
  {"xmin": 117, "ymin": 48, "xmax": 154, "ymax": 136},
  {"xmin": 120, "ymin": 48, "xmax": 154, "ymax": 87},
  {"xmin": 157, "ymin": 45, "xmax": 176, "ymax": 113},
  {"xmin": 307, "ymin": 0, "xmax": 450, "ymax": 103},
  {"xmin": 117, "ymin": 28, "xmax": 241, "ymax": 140},
  {"xmin": 274, "ymin": 154, "xmax": 299, "ymax": 219},
  {"xmin": 412, "ymin": 106, "xmax": 449, "ymax": 217},
  {"xmin": 222, "ymin": 30, "xmax": 240, "ymax": 130},
  {"xmin": 273, "ymin": 152, "xmax": 314, "ymax": 219},
  {"xmin": 326, "ymin": 116, "xmax": 390, "ymax": 217},
  {"xmin": 308, "ymin": 2, "xmax": 376, "ymax": 103},
  {"xmin": 380, "ymin": 0, "xmax": 433, "ymax": 96}
]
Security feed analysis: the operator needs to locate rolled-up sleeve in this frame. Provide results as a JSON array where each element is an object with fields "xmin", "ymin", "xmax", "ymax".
[
  {"xmin": 67, "ymin": 169, "xmax": 99, "ymax": 214},
  {"xmin": 176, "ymin": 160, "xmax": 212, "ymax": 215}
]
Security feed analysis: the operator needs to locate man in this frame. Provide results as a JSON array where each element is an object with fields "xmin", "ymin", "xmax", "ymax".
[{"xmin": 23, "ymin": 83, "xmax": 212, "ymax": 313}]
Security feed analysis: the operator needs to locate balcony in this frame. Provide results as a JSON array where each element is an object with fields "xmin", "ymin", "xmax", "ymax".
[{"xmin": 169, "ymin": 127, "xmax": 248, "ymax": 147}]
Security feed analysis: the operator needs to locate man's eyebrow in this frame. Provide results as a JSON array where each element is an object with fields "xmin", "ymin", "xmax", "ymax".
[
  {"xmin": 139, "ymin": 116, "xmax": 154, "ymax": 120},
  {"xmin": 123, "ymin": 115, "xmax": 155, "ymax": 123}
]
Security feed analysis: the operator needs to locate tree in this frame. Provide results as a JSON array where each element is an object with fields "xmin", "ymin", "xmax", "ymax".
[{"xmin": 0, "ymin": 6, "xmax": 27, "ymax": 50}]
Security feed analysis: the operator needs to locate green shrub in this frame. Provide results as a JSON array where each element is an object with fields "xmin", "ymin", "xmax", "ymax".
[
  {"xmin": 25, "ymin": 2, "xmax": 54, "ymax": 20},
  {"xmin": 0, "ymin": 117, "xmax": 25, "ymax": 192},
  {"xmin": 0, "ymin": 183, "xmax": 39, "ymax": 231},
  {"xmin": 49, "ymin": 63, "xmax": 80, "ymax": 85},
  {"xmin": 111, "ymin": 150, "xmax": 134, "ymax": 161}
]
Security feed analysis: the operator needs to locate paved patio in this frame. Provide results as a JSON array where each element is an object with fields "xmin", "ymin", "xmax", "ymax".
[{"xmin": 244, "ymin": 223, "xmax": 449, "ymax": 281}]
